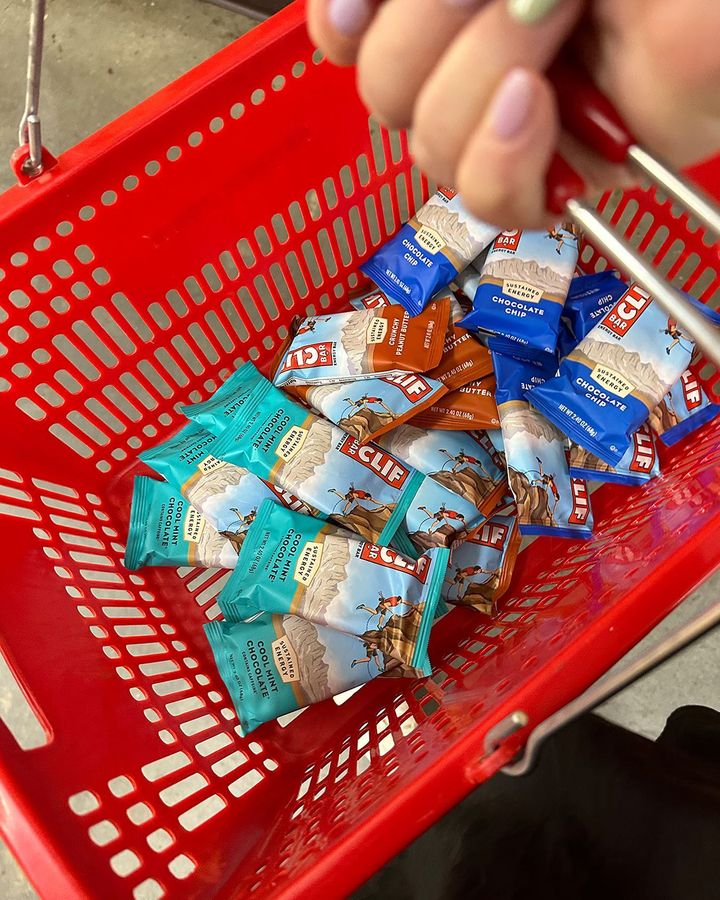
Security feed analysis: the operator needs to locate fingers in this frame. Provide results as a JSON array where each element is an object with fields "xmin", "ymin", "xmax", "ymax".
[
  {"xmin": 412, "ymin": 0, "xmax": 584, "ymax": 186},
  {"xmin": 455, "ymin": 68, "xmax": 559, "ymax": 228},
  {"xmin": 357, "ymin": 0, "xmax": 491, "ymax": 129},
  {"xmin": 307, "ymin": 0, "xmax": 379, "ymax": 66}
]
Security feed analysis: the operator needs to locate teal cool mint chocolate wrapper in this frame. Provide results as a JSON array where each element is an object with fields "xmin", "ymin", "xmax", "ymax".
[
  {"xmin": 458, "ymin": 226, "xmax": 579, "ymax": 363},
  {"xmin": 125, "ymin": 476, "xmax": 237, "ymax": 569},
  {"xmin": 185, "ymin": 371, "xmax": 424, "ymax": 546},
  {"xmin": 205, "ymin": 614, "xmax": 430, "ymax": 735},
  {"xmin": 569, "ymin": 423, "xmax": 660, "ymax": 487},
  {"xmin": 361, "ymin": 188, "xmax": 499, "ymax": 316},
  {"xmin": 528, "ymin": 283, "xmax": 694, "ymax": 467},
  {"xmin": 218, "ymin": 500, "xmax": 447, "ymax": 670},
  {"xmin": 494, "ymin": 352, "xmax": 594, "ymax": 539},
  {"xmin": 649, "ymin": 368, "xmax": 720, "ymax": 446},
  {"xmin": 139, "ymin": 419, "xmax": 317, "ymax": 552}
]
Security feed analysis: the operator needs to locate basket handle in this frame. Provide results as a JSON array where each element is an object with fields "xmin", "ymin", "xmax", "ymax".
[
  {"xmin": 15, "ymin": 0, "xmax": 49, "ymax": 180},
  {"xmin": 485, "ymin": 600, "xmax": 720, "ymax": 775}
]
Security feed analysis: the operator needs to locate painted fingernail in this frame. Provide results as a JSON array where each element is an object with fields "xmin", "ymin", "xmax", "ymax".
[
  {"xmin": 508, "ymin": 0, "xmax": 563, "ymax": 24},
  {"xmin": 487, "ymin": 68, "xmax": 535, "ymax": 141},
  {"xmin": 328, "ymin": 0, "xmax": 373, "ymax": 36}
]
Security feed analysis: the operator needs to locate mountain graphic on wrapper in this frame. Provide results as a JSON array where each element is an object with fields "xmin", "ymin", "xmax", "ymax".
[
  {"xmin": 509, "ymin": 468, "xmax": 554, "ymax": 526},
  {"xmin": 430, "ymin": 466, "xmax": 494, "ymax": 509},
  {"xmin": 305, "ymin": 384, "xmax": 396, "ymax": 442},
  {"xmin": 341, "ymin": 310, "xmax": 378, "ymax": 375},
  {"xmin": 281, "ymin": 616, "xmax": 331, "ymax": 705},
  {"xmin": 453, "ymin": 576, "xmax": 498, "ymax": 615},
  {"xmin": 295, "ymin": 534, "xmax": 352, "ymax": 623},
  {"xmin": 571, "ymin": 445, "xmax": 613, "ymax": 474},
  {"xmin": 502, "ymin": 407, "xmax": 561, "ymax": 527},
  {"xmin": 409, "ymin": 523, "xmax": 458, "ymax": 552},
  {"xmin": 482, "ymin": 257, "xmax": 568, "ymax": 297},
  {"xmin": 648, "ymin": 397, "xmax": 680, "ymax": 434},
  {"xmin": 332, "ymin": 504, "xmax": 392, "ymax": 543},
  {"xmin": 579, "ymin": 338, "xmax": 667, "ymax": 406}
]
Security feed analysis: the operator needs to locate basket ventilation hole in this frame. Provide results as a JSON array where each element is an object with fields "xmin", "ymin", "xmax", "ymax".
[
  {"xmin": 110, "ymin": 848, "xmax": 142, "ymax": 877},
  {"xmin": 228, "ymin": 768, "xmax": 263, "ymax": 798},
  {"xmin": 168, "ymin": 854, "xmax": 196, "ymax": 880},
  {"xmin": 141, "ymin": 751, "xmax": 191, "ymax": 782},
  {"xmin": 147, "ymin": 828, "xmax": 175, "ymax": 853},
  {"xmin": 178, "ymin": 794, "xmax": 226, "ymax": 832},
  {"xmin": 88, "ymin": 819, "xmax": 120, "ymax": 847},
  {"xmin": 133, "ymin": 878, "xmax": 165, "ymax": 900},
  {"xmin": 108, "ymin": 775, "xmax": 135, "ymax": 797},
  {"xmin": 68, "ymin": 790, "xmax": 101, "ymax": 815}
]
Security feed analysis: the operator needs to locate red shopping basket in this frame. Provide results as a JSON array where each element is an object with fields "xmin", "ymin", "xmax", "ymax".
[{"xmin": 1, "ymin": 3, "xmax": 719, "ymax": 898}]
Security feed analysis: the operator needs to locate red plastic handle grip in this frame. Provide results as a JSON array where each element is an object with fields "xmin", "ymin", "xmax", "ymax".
[
  {"xmin": 545, "ymin": 152, "xmax": 585, "ymax": 215},
  {"xmin": 549, "ymin": 58, "xmax": 636, "ymax": 165}
]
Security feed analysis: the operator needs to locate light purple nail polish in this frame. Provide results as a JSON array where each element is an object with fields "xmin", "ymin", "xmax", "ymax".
[
  {"xmin": 488, "ymin": 68, "xmax": 535, "ymax": 141},
  {"xmin": 328, "ymin": 0, "xmax": 372, "ymax": 37}
]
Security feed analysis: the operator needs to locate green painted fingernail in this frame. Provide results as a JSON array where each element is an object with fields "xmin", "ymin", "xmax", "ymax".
[{"xmin": 508, "ymin": 0, "xmax": 564, "ymax": 24}]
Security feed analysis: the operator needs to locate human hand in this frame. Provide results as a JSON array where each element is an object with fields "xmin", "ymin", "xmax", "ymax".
[{"xmin": 307, "ymin": 0, "xmax": 720, "ymax": 228}]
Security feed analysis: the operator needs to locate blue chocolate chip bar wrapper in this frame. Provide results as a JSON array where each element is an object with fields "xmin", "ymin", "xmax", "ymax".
[
  {"xmin": 494, "ymin": 352, "xmax": 593, "ymax": 540},
  {"xmin": 650, "ymin": 368, "xmax": 720, "ymax": 446},
  {"xmin": 361, "ymin": 188, "xmax": 498, "ymax": 316},
  {"xmin": 459, "ymin": 226, "xmax": 579, "ymax": 363},
  {"xmin": 528, "ymin": 283, "xmax": 694, "ymax": 467}
]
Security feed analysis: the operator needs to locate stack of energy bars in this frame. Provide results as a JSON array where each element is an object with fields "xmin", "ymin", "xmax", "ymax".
[{"xmin": 125, "ymin": 187, "xmax": 719, "ymax": 734}]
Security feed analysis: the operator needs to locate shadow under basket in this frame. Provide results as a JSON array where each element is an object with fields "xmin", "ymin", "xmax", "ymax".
[{"xmin": 1, "ymin": 4, "xmax": 719, "ymax": 899}]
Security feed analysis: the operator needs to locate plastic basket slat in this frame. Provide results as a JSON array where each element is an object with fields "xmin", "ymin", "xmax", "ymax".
[{"xmin": 0, "ymin": 4, "xmax": 719, "ymax": 898}]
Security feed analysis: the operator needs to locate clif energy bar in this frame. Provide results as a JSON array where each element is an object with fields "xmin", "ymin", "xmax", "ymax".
[
  {"xmin": 398, "ymin": 475, "xmax": 487, "ymax": 557},
  {"xmin": 273, "ymin": 298, "xmax": 448, "ymax": 388},
  {"xmin": 529, "ymin": 283, "xmax": 694, "ymax": 467},
  {"xmin": 125, "ymin": 476, "xmax": 237, "ymax": 569},
  {"xmin": 189, "ymin": 375, "xmax": 424, "ymax": 546},
  {"xmin": 426, "ymin": 293, "xmax": 493, "ymax": 390},
  {"xmin": 649, "ymin": 368, "xmax": 720, "ymax": 446},
  {"xmin": 352, "ymin": 290, "xmax": 493, "ymax": 392},
  {"xmin": 443, "ymin": 512, "xmax": 520, "ymax": 615},
  {"xmin": 361, "ymin": 188, "xmax": 499, "ymax": 316},
  {"xmin": 557, "ymin": 270, "xmax": 628, "ymax": 358},
  {"xmin": 409, "ymin": 375, "xmax": 499, "ymax": 431},
  {"xmin": 139, "ymin": 420, "xmax": 316, "ymax": 545},
  {"xmin": 569, "ymin": 423, "xmax": 660, "ymax": 486},
  {"xmin": 205, "ymin": 614, "xmax": 429, "ymax": 734},
  {"xmin": 285, "ymin": 372, "xmax": 447, "ymax": 443},
  {"xmin": 218, "ymin": 501, "xmax": 447, "ymax": 670},
  {"xmin": 494, "ymin": 353, "xmax": 593, "ymax": 539},
  {"xmin": 459, "ymin": 226, "xmax": 580, "ymax": 363},
  {"xmin": 378, "ymin": 424, "xmax": 506, "ymax": 515}
]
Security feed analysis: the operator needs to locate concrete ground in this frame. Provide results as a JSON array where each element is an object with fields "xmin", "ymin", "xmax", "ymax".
[{"xmin": 0, "ymin": 1, "xmax": 718, "ymax": 895}]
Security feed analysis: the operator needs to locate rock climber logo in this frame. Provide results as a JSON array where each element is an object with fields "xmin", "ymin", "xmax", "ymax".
[
  {"xmin": 545, "ymin": 227, "xmax": 567, "ymax": 255},
  {"xmin": 327, "ymin": 483, "xmax": 387, "ymax": 516},
  {"xmin": 524, "ymin": 456, "xmax": 560, "ymax": 523},
  {"xmin": 416, "ymin": 503, "xmax": 467, "ymax": 534},
  {"xmin": 356, "ymin": 591, "xmax": 420, "ymax": 629},
  {"xmin": 340, "ymin": 394, "xmax": 396, "ymax": 420},
  {"xmin": 447, "ymin": 564, "xmax": 498, "ymax": 603},
  {"xmin": 438, "ymin": 447, "xmax": 492, "ymax": 479},
  {"xmin": 350, "ymin": 637, "xmax": 385, "ymax": 673},
  {"xmin": 660, "ymin": 318, "xmax": 692, "ymax": 355},
  {"xmin": 296, "ymin": 316, "xmax": 332, "ymax": 336},
  {"xmin": 218, "ymin": 507, "xmax": 257, "ymax": 555}
]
